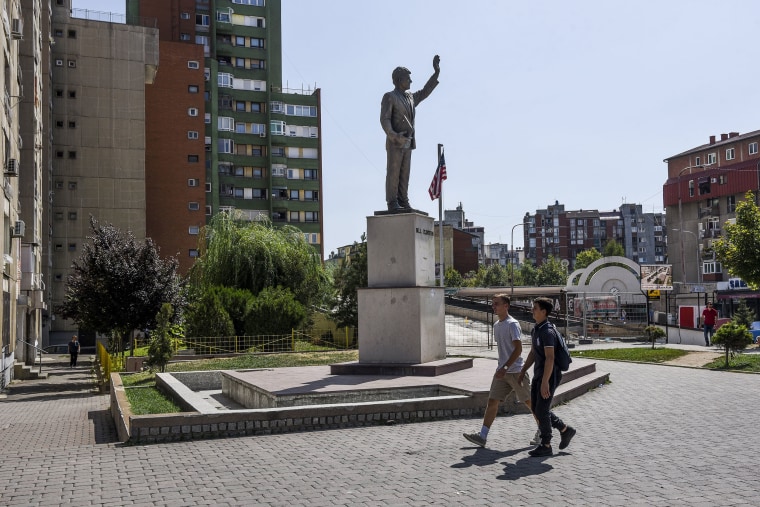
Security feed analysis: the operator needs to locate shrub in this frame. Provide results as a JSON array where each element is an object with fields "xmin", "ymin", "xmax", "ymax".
[
  {"xmin": 712, "ymin": 321, "xmax": 752, "ymax": 368},
  {"xmin": 244, "ymin": 286, "xmax": 306, "ymax": 351},
  {"xmin": 643, "ymin": 325, "xmax": 666, "ymax": 349}
]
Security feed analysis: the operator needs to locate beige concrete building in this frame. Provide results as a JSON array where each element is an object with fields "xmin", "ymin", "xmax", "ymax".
[
  {"xmin": 46, "ymin": 3, "xmax": 158, "ymax": 344},
  {"xmin": 1, "ymin": 0, "xmax": 26, "ymax": 384}
]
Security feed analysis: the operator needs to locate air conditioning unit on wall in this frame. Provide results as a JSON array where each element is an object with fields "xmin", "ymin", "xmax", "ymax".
[
  {"xmin": 5, "ymin": 159, "xmax": 19, "ymax": 176},
  {"xmin": 12, "ymin": 220, "xmax": 25, "ymax": 238}
]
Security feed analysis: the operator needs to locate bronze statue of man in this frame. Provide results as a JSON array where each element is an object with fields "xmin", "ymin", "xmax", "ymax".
[{"xmin": 380, "ymin": 55, "xmax": 440, "ymax": 211}]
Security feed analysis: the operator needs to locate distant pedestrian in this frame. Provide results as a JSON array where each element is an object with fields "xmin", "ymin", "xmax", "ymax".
[
  {"xmin": 68, "ymin": 335, "xmax": 80, "ymax": 368},
  {"xmin": 702, "ymin": 302, "xmax": 718, "ymax": 346},
  {"xmin": 463, "ymin": 294, "xmax": 539, "ymax": 448},
  {"xmin": 519, "ymin": 297, "xmax": 576, "ymax": 457},
  {"xmin": 621, "ymin": 309, "xmax": 627, "ymax": 323}
]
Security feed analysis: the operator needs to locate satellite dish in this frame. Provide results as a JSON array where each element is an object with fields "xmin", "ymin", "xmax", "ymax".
[{"xmin": 560, "ymin": 259, "xmax": 570, "ymax": 267}]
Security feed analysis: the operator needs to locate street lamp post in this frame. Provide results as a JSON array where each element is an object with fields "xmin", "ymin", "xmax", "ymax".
[
  {"xmin": 672, "ymin": 228, "xmax": 701, "ymax": 285},
  {"xmin": 510, "ymin": 222, "xmax": 525, "ymax": 296}
]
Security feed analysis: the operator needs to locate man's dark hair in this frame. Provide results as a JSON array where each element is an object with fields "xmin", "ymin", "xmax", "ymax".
[
  {"xmin": 493, "ymin": 294, "xmax": 510, "ymax": 306},
  {"xmin": 533, "ymin": 297, "xmax": 554, "ymax": 314}
]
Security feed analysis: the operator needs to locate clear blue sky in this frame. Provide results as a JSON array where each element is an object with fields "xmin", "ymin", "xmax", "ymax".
[{"xmin": 74, "ymin": 1, "xmax": 760, "ymax": 256}]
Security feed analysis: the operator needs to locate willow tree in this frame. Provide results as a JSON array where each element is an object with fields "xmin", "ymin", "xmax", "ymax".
[{"xmin": 190, "ymin": 212, "xmax": 328, "ymax": 308}]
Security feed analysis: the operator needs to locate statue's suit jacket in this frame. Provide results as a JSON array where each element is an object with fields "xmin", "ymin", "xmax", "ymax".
[{"xmin": 380, "ymin": 74, "xmax": 439, "ymax": 150}]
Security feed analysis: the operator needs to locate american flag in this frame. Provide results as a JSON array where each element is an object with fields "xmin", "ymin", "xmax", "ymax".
[{"xmin": 428, "ymin": 152, "xmax": 447, "ymax": 200}]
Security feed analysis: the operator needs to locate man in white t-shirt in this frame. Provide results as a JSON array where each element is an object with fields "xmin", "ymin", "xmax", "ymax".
[{"xmin": 463, "ymin": 294, "xmax": 537, "ymax": 448}]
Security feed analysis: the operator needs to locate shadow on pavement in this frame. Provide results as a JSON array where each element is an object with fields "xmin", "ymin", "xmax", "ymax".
[
  {"xmin": 88, "ymin": 409, "xmax": 119, "ymax": 444},
  {"xmin": 451, "ymin": 446, "xmax": 533, "ymax": 469}
]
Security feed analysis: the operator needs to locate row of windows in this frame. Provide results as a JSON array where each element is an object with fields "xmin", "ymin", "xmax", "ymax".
[
  {"xmin": 270, "ymin": 102, "xmax": 318, "ymax": 117},
  {"xmin": 53, "ymin": 58, "xmax": 77, "ymax": 68},
  {"xmin": 220, "ymin": 186, "xmax": 319, "ymax": 202},
  {"xmin": 218, "ymin": 56, "xmax": 265, "ymax": 70},
  {"xmin": 694, "ymin": 141, "xmax": 758, "ymax": 165},
  {"xmin": 272, "ymin": 211, "xmax": 319, "ymax": 222}
]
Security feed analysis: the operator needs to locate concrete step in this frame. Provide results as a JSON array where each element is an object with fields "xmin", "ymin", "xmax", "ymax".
[
  {"xmin": 559, "ymin": 361, "xmax": 596, "ymax": 385},
  {"xmin": 553, "ymin": 368, "xmax": 610, "ymax": 407},
  {"xmin": 13, "ymin": 362, "xmax": 49, "ymax": 380}
]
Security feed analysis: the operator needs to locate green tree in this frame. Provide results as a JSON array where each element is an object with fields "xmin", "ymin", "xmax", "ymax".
[
  {"xmin": 146, "ymin": 304, "xmax": 184, "ymax": 373},
  {"xmin": 58, "ymin": 217, "xmax": 184, "ymax": 354},
  {"xmin": 603, "ymin": 240, "xmax": 625, "ymax": 257},
  {"xmin": 574, "ymin": 248, "xmax": 602, "ymax": 269},
  {"xmin": 643, "ymin": 325, "xmax": 666, "ymax": 349},
  {"xmin": 519, "ymin": 263, "xmax": 538, "ymax": 286},
  {"xmin": 244, "ymin": 286, "xmax": 307, "ymax": 337},
  {"xmin": 330, "ymin": 235, "xmax": 368, "ymax": 328},
  {"xmin": 732, "ymin": 299, "xmax": 757, "ymax": 329},
  {"xmin": 213, "ymin": 285, "xmax": 256, "ymax": 336},
  {"xmin": 712, "ymin": 321, "xmax": 752, "ymax": 368},
  {"xmin": 184, "ymin": 290, "xmax": 235, "ymax": 340},
  {"xmin": 536, "ymin": 256, "xmax": 568, "ymax": 286},
  {"xmin": 444, "ymin": 267, "xmax": 463, "ymax": 287},
  {"xmin": 191, "ymin": 212, "xmax": 329, "ymax": 308},
  {"xmin": 714, "ymin": 192, "xmax": 760, "ymax": 287}
]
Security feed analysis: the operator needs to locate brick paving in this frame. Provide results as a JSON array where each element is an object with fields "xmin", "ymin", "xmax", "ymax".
[{"xmin": 1, "ymin": 350, "xmax": 759, "ymax": 506}]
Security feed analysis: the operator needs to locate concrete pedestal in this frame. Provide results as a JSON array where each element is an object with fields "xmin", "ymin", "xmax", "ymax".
[
  {"xmin": 357, "ymin": 286, "xmax": 445, "ymax": 364},
  {"xmin": 367, "ymin": 213, "xmax": 436, "ymax": 287}
]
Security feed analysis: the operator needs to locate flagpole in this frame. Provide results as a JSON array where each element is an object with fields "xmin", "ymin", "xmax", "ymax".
[{"xmin": 437, "ymin": 143, "xmax": 444, "ymax": 288}]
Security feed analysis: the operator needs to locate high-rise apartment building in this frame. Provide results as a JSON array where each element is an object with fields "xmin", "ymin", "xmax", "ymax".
[
  {"xmin": 662, "ymin": 130, "xmax": 760, "ymax": 286},
  {"xmin": 128, "ymin": 0, "xmax": 324, "ymax": 271},
  {"xmin": 1, "ymin": 0, "xmax": 27, "ymax": 380},
  {"xmin": 523, "ymin": 201, "xmax": 666, "ymax": 269},
  {"xmin": 46, "ymin": 3, "xmax": 158, "ymax": 343}
]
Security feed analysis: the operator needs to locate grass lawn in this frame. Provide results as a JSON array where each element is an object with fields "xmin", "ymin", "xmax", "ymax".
[
  {"xmin": 571, "ymin": 347, "xmax": 688, "ymax": 363},
  {"xmin": 123, "ymin": 386, "xmax": 182, "ymax": 414},
  {"xmin": 704, "ymin": 350, "xmax": 760, "ymax": 372}
]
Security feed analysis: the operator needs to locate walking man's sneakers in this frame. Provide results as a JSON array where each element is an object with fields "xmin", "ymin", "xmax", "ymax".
[
  {"xmin": 463, "ymin": 432, "xmax": 486, "ymax": 448},
  {"xmin": 528, "ymin": 444, "xmax": 553, "ymax": 457},
  {"xmin": 559, "ymin": 426, "xmax": 576, "ymax": 450}
]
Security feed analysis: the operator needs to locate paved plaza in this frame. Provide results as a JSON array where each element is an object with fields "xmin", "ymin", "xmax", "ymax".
[{"xmin": 1, "ymin": 349, "xmax": 759, "ymax": 506}]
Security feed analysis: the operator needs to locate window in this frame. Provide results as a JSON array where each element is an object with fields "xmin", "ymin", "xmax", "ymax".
[
  {"xmin": 750, "ymin": 142, "xmax": 758, "ymax": 155},
  {"xmin": 55, "ymin": 181, "xmax": 64, "ymax": 189},
  {"xmin": 68, "ymin": 212, "xmax": 77, "ymax": 220},
  {"xmin": 55, "ymin": 244, "xmax": 63, "ymax": 252},
  {"xmin": 253, "ymin": 168, "xmax": 264, "ymax": 178},
  {"xmin": 235, "ymin": 57, "xmax": 246, "ymax": 68},
  {"xmin": 55, "ymin": 59, "xmax": 63, "ymax": 67},
  {"xmin": 305, "ymin": 211, "xmax": 319, "ymax": 222},
  {"xmin": 218, "ymin": 139, "xmax": 234, "ymax": 154},
  {"xmin": 703, "ymin": 261, "xmax": 722, "ymax": 275},
  {"xmin": 204, "ymin": 113, "xmax": 211, "ymax": 124},
  {"xmin": 189, "ymin": 249, "xmax": 199, "ymax": 258},
  {"xmin": 188, "ymin": 60, "xmax": 200, "ymax": 69},
  {"xmin": 218, "ymin": 73, "xmax": 233, "ymax": 88},
  {"xmin": 54, "ymin": 29, "xmax": 63, "ymax": 37},
  {"xmin": 68, "ymin": 182, "xmax": 77, "ymax": 190},
  {"xmin": 304, "ymin": 190, "xmax": 318, "ymax": 201},
  {"xmin": 250, "ymin": 37, "xmax": 265, "ymax": 48},
  {"xmin": 188, "ymin": 131, "xmax": 199, "ymax": 139},
  {"xmin": 235, "ymin": 123, "xmax": 246, "ymax": 134},
  {"xmin": 188, "ymin": 107, "xmax": 199, "ymax": 117},
  {"xmin": 233, "ymin": 0, "xmax": 265, "ymax": 5},
  {"xmin": 68, "ymin": 121, "xmax": 76, "ymax": 129},
  {"xmin": 252, "ymin": 188, "xmax": 266, "ymax": 199},
  {"xmin": 188, "ymin": 155, "xmax": 199, "ymax": 163},
  {"xmin": 287, "ymin": 169, "xmax": 298, "ymax": 179},
  {"xmin": 217, "ymin": 10, "xmax": 232, "ymax": 22},
  {"xmin": 272, "ymin": 165, "xmax": 286, "ymax": 177},
  {"xmin": 725, "ymin": 148, "xmax": 735, "ymax": 160},
  {"xmin": 188, "ymin": 85, "xmax": 199, "ymax": 93},
  {"xmin": 290, "ymin": 189, "xmax": 300, "ymax": 200},
  {"xmin": 188, "ymin": 202, "xmax": 200, "ymax": 211},
  {"xmin": 289, "ymin": 211, "xmax": 299, "ymax": 222},
  {"xmin": 67, "ymin": 60, "xmax": 76, "ymax": 68},
  {"xmin": 68, "ymin": 90, "xmax": 76, "ymax": 98},
  {"xmin": 304, "ymin": 169, "xmax": 317, "ymax": 180},
  {"xmin": 68, "ymin": 243, "xmax": 76, "ymax": 251},
  {"xmin": 181, "ymin": 12, "xmax": 190, "ymax": 20},
  {"xmin": 706, "ymin": 152, "xmax": 717, "ymax": 164},
  {"xmin": 68, "ymin": 151, "xmax": 77, "ymax": 159},
  {"xmin": 218, "ymin": 117, "xmax": 234, "ymax": 131},
  {"xmin": 55, "ymin": 212, "xmax": 64, "ymax": 220},
  {"xmin": 205, "ymin": 205, "xmax": 212, "ymax": 215},
  {"xmin": 285, "ymin": 104, "xmax": 317, "ymax": 117},
  {"xmin": 688, "ymin": 179, "xmax": 694, "ymax": 197},
  {"xmin": 180, "ymin": 33, "xmax": 191, "ymax": 41},
  {"xmin": 236, "ymin": 101, "xmax": 247, "ymax": 112},
  {"xmin": 188, "ymin": 226, "xmax": 200, "ymax": 235},
  {"xmin": 55, "ymin": 89, "xmax": 64, "ymax": 97},
  {"xmin": 270, "ymin": 101, "xmax": 283, "ymax": 113},
  {"xmin": 270, "ymin": 120, "xmax": 285, "ymax": 136},
  {"xmin": 68, "ymin": 30, "xmax": 76, "ymax": 38},
  {"xmin": 188, "ymin": 178, "xmax": 199, "ymax": 187},
  {"xmin": 55, "ymin": 120, "xmax": 64, "ymax": 128},
  {"xmin": 196, "ymin": 14, "xmax": 210, "ymax": 26},
  {"xmin": 727, "ymin": 195, "xmax": 737, "ymax": 213},
  {"xmin": 695, "ymin": 156, "xmax": 700, "ymax": 165},
  {"xmin": 272, "ymin": 147, "xmax": 285, "ymax": 157}
]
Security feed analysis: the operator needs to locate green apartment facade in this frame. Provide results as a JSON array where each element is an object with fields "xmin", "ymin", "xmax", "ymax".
[{"xmin": 131, "ymin": 0, "xmax": 324, "ymax": 265}]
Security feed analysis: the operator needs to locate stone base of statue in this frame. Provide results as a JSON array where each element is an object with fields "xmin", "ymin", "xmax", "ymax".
[{"xmin": 330, "ymin": 211, "xmax": 471, "ymax": 376}]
